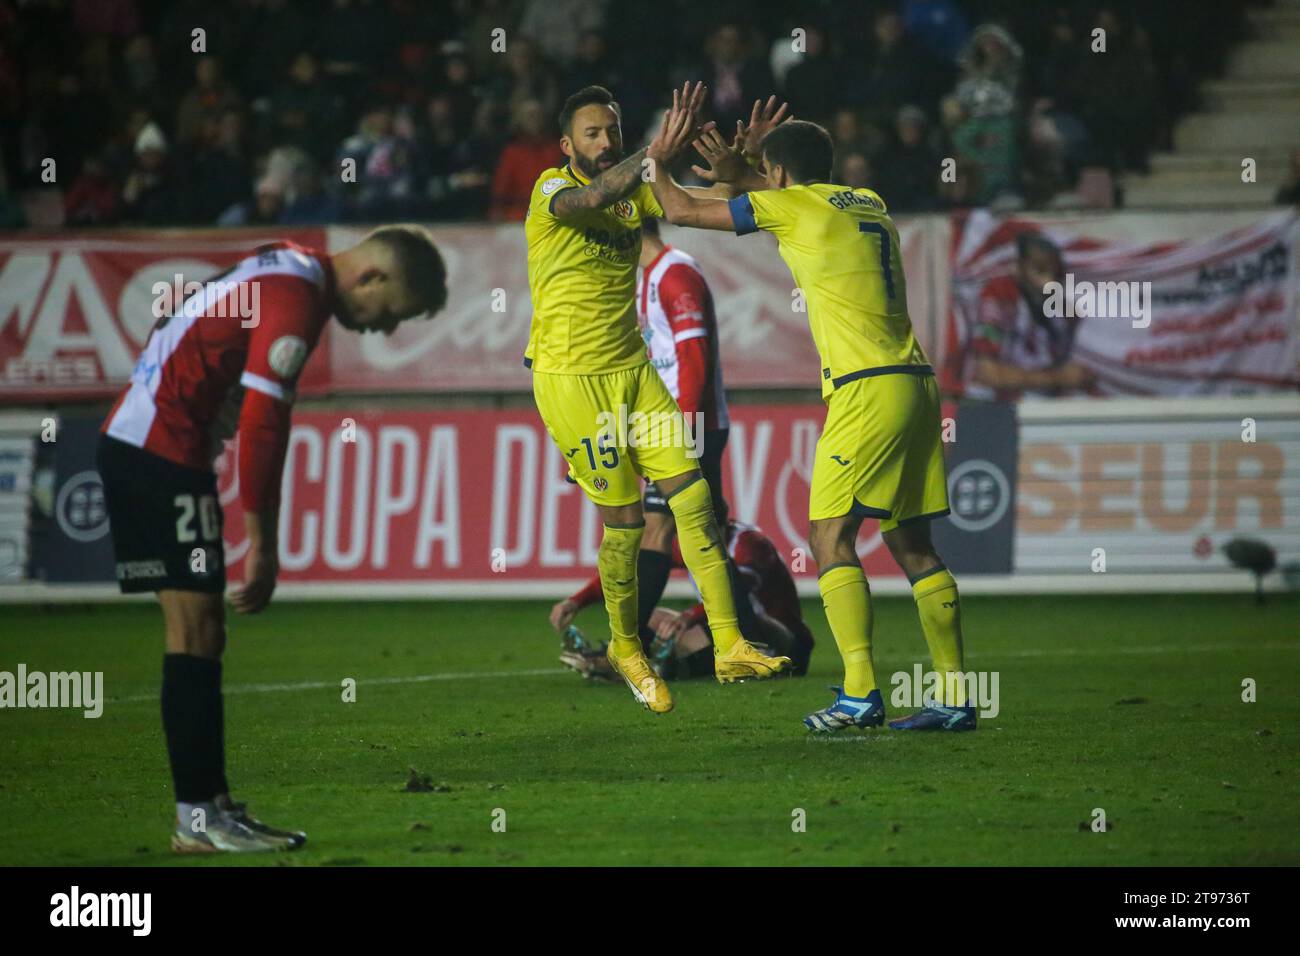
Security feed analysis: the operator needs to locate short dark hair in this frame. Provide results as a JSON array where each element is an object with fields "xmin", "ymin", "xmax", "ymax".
[
  {"xmin": 760, "ymin": 120, "xmax": 834, "ymax": 184},
  {"xmin": 558, "ymin": 85, "xmax": 621, "ymax": 135},
  {"xmin": 365, "ymin": 224, "xmax": 448, "ymax": 318},
  {"xmin": 641, "ymin": 216, "xmax": 660, "ymax": 239},
  {"xmin": 1015, "ymin": 231, "xmax": 1063, "ymax": 266}
]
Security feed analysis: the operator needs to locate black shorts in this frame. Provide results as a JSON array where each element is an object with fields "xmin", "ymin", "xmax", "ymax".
[
  {"xmin": 96, "ymin": 435, "xmax": 226, "ymax": 594},
  {"xmin": 644, "ymin": 427, "xmax": 729, "ymax": 519}
]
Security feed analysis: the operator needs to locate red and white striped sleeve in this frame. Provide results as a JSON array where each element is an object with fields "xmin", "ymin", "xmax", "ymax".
[
  {"xmin": 237, "ymin": 274, "xmax": 325, "ymax": 512},
  {"xmin": 657, "ymin": 263, "xmax": 713, "ymax": 420}
]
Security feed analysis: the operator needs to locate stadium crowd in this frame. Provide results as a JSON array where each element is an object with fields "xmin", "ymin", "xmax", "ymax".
[{"xmin": 0, "ymin": 0, "xmax": 1259, "ymax": 228}]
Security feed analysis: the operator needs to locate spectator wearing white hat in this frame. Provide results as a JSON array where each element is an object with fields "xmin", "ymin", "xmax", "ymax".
[
  {"xmin": 217, "ymin": 173, "xmax": 285, "ymax": 227},
  {"xmin": 121, "ymin": 121, "xmax": 185, "ymax": 224}
]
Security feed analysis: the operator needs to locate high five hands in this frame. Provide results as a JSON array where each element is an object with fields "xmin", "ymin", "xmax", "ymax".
[
  {"xmin": 694, "ymin": 96, "xmax": 793, "ymax": 185},
  {"xmin": 736, "ymin": 95, "xmax": 792, "ymax": 161},
  {"xmin": 690, "ymin": 127, "xmax": 748, "ymax": 184},
  {"xmin": 650, "ymin": 87, "xmax": 792, "ymax": 186},
  {"xmin": 646, "ymin": 81, "xmax": 715, "ymax": 166}
]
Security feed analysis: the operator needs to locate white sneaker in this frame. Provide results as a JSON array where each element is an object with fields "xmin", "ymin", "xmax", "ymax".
[
  {"xmin": 171, "ymin": 812, "xmax": 281, "ymax": 854},
  {"xmin": 217, "ymin": 798, "xmax": 307, "ymax": 850}
]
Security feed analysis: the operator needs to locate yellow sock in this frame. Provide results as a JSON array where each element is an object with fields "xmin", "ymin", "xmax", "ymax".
[
  {"xmin": 912, "ymin": 567, "xmax": 966, "ymax": 705},
  {"xmin": 818, "ymin": 563, "xmax": 876, "ymax": 697},
  {"xmin": 666, "ymin": 476, "xmax": 741, "ymax": 653},
  {"xmin": 598, "ymin": 522, "xmax": 644, "ymax": 658}
]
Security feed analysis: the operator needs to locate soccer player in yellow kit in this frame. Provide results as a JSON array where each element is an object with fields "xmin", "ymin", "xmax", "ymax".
[
  {"xmin": 646, "ymin": 96, "xmax": 975, "ymax": 732},
  {"xmin": 525, "ymin": 83, "xmax": 792, "ymax": 714}
]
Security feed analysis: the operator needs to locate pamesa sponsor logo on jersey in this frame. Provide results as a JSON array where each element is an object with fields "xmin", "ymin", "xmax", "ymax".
[{"xmin": 581, "ymin": 223, "xmax": 641, "ymax": 257}]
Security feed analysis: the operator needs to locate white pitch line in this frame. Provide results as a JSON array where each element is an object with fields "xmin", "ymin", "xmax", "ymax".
[
  {"xmin": 101, "ymin": 641, "xmax": 1296, "ymax": 704},
  {"xmin": 982, "ymin": 642, "xmax": 1297, "ymax": 659},
  {"xmin": 110, "ymin": 667, "xmax": 569, "ymax": 703}
]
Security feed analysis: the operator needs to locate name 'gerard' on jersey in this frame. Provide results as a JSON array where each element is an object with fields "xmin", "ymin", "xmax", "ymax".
[{"xmin": 827, "ymin": 189, "xmax": 885, "ymax": 211}]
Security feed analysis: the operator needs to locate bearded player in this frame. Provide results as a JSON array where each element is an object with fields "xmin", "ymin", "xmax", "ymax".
[
  {"xmin": 524, "ymin": 82, "xmax": 792, "ymax": 715},
  {"xmin": 561, "ymin": 214, "xmax": 778, "ymax": 665},
  {"xmin": 98, "ymin": 227, "xmax": 448, "ymax": 852},
  {"xmin": 646, "ymin": 95, "xmax": 975, "ymax": 732}
]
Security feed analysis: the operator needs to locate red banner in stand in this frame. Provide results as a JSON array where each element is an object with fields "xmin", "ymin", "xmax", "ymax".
[
  {"xmin": 215, "ymin": 405, "xmax": 921, "ymax": 585},
  {"xmin": 321, "ymin": 220, "xmax": 933, "ymax": 393},
  {"xmin": 0, "ymin": 222, "xmax": 933, "ymax": 399},
  {"xmin": 0, "ymin": 229, "xmax": 332, "ymax": 400}
]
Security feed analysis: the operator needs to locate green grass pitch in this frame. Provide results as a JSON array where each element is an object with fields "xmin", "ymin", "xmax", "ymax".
[{"xmin": 1, "ymin": 593, "xmax": 1297, "ymax": 866}]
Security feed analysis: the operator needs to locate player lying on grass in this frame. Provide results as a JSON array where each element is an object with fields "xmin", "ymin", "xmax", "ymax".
[
  {"xmin": 523, "ymin": 81, "xmax": 792, "ymax": 715},
  {"xmin": 97, "ymin": 227, "xmax": 448, "ymax": 852},
  {"xmin": 550, "ymin": 501, "xmax": 815, "ymax": 679},
  {"xmin": 558, "ymin": 606, "xmax": 792, "ymax": 682},
  {"xmin": 645, "ymin": 92, "xmax": 976, "ymax": 732},
  {"xmin": 627, "ymin": 216, "xmax": 778, "ymax": 658}
]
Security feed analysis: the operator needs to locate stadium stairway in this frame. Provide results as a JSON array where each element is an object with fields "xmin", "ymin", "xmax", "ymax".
[{"xmin": 1122, "ymin": 0, "xmax": 1300, "ymax": 209}]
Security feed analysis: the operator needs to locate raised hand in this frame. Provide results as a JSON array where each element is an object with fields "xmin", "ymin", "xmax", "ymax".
[
  {"xmin": 690, "ymin": 125, "xmax": 748, "ymax": 184},
  {"xmin": 737, "ymin": 95, "xmax": 791, "ymax": 160},
  {"xmin": 681, "ymin": 79, "xmax": 709, "ymax": 119},
  {"xmin": 647, "ymin": 82, "xmax": 713, "ymax": 166}
]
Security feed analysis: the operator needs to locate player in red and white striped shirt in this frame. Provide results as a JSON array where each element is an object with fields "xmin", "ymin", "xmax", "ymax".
[
  {"xmin": 97, "ymin": 225, "xmax": 447, "ymax": 854},
  {"xmin": 637, "ymin": 217, "xmax": 729, "ymax": 438}
]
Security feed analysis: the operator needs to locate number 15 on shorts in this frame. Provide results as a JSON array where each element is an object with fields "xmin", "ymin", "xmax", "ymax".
[{"xmin": 579, "ymin": 434, "xmax": 620, "ymax": 470}]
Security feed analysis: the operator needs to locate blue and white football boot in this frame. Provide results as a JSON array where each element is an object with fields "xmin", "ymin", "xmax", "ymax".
[
  {"xmin": 888, "ymin": 703, "xmax": 977, "ymax": 731},
  {"xmin": 803, "ymin": 687, "xmax": 886, "ymax": 733}
]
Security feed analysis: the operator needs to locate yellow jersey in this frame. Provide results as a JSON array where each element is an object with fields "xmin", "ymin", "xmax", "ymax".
[
  {"xmin": 729, "ymin": 183, "xmax": 930, "ymax": 397},
  {"xmin": 524, "ymin": 162, "xmax": 663, "ymax": 374}
]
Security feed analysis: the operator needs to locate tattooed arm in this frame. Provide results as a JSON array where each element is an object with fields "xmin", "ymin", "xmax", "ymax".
[
  {"xmin": 550, "ymin": 148, "xmax": 649, "ymax": 220},
  {"xmin": 550, "ymin": 82, "xmax": 712, "ymax": 219}
]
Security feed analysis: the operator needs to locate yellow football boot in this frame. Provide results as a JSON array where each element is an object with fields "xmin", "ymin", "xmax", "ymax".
[
  {"xmin": 607, "ymin": 646, "xmax": 674, "ymax": 714},
  {"xmin": 714, "ymin": 640, "xmax": 793, "ymax": 684}
]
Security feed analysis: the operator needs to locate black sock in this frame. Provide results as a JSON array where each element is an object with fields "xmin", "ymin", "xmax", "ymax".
[
  {"xmin": 636, "ymin": 549, "xmax": 673, "ymax": 651},
  {"xmin": 681, "ymin": 646, "xmax": 716, "ymax": 678},
  {"xmin": 789, "ymin": 621, "xmax": 816, "ymax": 676},
  {"xmin": 214, "ymin": 679, "xmax": 229, "ymax": 797},
  {"xmin": 161, "ymin": 654, "xmax": 226, "ymax": 803},
  {"xmin": 726, "ymin": 557, "xmax": 764, "ymax": 645}
]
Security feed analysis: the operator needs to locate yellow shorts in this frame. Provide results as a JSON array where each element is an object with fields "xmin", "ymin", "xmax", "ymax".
[
  {"xmin": 533, "ymin": 362, "xmax": 701, "ymax": 507},
  {"xmin": 808, "ymin": 371, "xmax": 950, "ymax": 530}
]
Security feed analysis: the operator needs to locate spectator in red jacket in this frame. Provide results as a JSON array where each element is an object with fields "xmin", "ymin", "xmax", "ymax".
[
  {"xmin": 488, "ymin": 99, "xmax": 559, "ymax": 221},
  {"xmin": 64, "ymin": 154, "xmax": 120, "ymax": 225}
]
